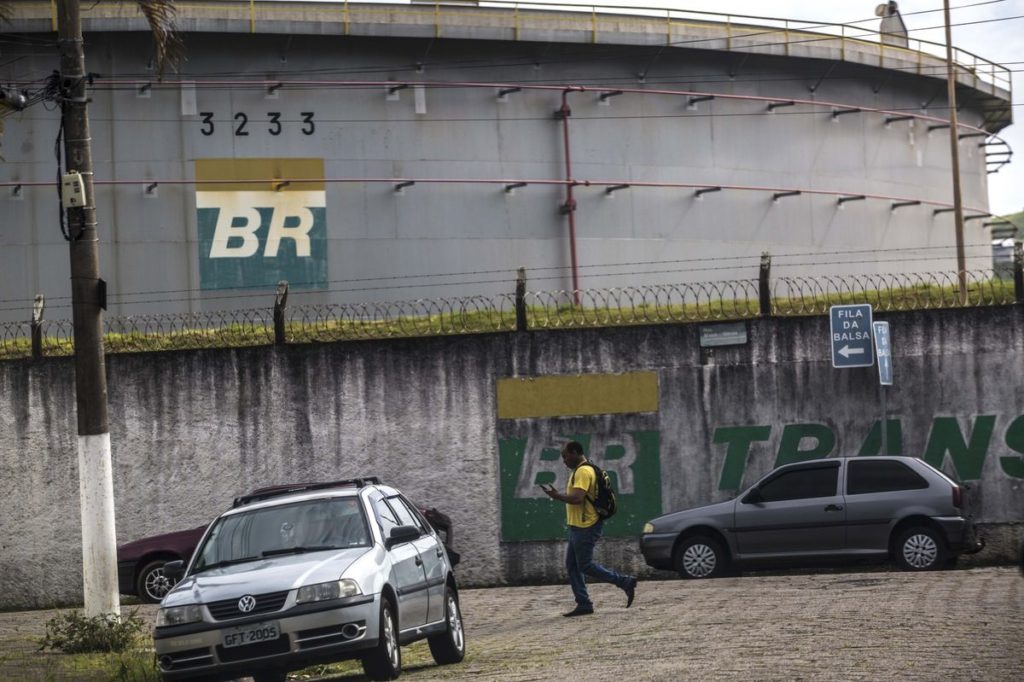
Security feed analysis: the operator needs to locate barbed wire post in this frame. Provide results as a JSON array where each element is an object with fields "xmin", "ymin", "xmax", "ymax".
[
  {"xmin": 1014, "ymin": 242, "xmax": 1023, "ymax": 306},
  {"xmin": 515, "ymin": 267, "xmax": 528, "ymax": 332},
  {"xmin": 759, "ymin": 252, "xmax": 772, "ymax": 316},
  {"xmin": 274, "ymin": 280, "xmax": 289, "ymax": 345},
  {"xmin": 30, "ymin": 294, "xmax": 45, "ymax": 360}
]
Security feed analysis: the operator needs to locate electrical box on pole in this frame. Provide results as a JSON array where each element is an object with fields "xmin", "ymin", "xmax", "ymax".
[{"xmin": 61, "ymin": 171, "xmax": 87, "ymax": 208}]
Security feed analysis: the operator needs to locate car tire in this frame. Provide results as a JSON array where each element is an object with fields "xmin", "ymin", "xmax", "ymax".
[
  {"xmin": 895, "ymin": 525, "xmax": 947, "ymax": 571},
  {"xmin": 362, "ymin": 596, "xmax": 401, "ymax": 681},
  {"xmin": 427, "ymin": 586, "xmax": 466, "ymax": 665},
  {"xmin": 136, "ymin": 559, "xmax": 177, "ymax": 604},
  {"xmin": 674, "ymin": 535, "xmax": 727, "ymax": 579}
]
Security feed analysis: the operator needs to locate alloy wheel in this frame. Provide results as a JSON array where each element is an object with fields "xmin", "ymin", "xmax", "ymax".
[
  {"xmin": 683, "ymin": 543, "xmax": 717, "ymax": 577},
  {"xmin": 903, "ymin": 533, "xmax": 938, "ymax": 568},
  {"xmin": 447, "ymin": 594, "xmax": 465, "ymax": 653},
  {"xmin": 384, "ymin": 609, "xmax": 398, "ymax": 669}
]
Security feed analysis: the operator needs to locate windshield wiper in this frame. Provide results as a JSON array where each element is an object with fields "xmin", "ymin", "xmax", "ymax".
[
  {"xmin": 261, "ymin": 545, "xmax": 337, "ymax": 557},
  {"xmin": 192, "ymin": 556, "xmax": 260, "ymax": 574}
]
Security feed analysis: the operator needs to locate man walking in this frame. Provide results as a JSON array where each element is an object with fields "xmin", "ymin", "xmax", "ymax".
[{"xmin": 541, "ymin": 440, "xmax": 638, "ymax": 617}]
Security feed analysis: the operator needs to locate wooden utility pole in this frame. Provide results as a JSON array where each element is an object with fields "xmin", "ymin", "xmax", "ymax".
[
  {"xmin": 942, "ymin": 0, "xmax": 968, "ymax": 303},
  {"xmin": 57, "ymin": 0, "xmax": 120, "ymax": 617}
]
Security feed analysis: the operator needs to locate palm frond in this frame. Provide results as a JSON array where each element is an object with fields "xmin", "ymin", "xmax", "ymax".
[{"xmin": 136, "ymin": 0, "xmax": 183, "ymax": 76}]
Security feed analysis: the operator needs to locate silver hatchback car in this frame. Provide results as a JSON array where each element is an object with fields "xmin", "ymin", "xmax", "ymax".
[
  {"xmin": 640, "ymin": 456, "xmax": 979, "ymax": 579},
  {"xmin": 154, "ymin": 478, "xmax": 464, "ymax": 682}
]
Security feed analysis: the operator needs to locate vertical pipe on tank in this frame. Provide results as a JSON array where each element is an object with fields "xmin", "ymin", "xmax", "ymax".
[{"xmin": 557, "ymin": 90, "xmax": 580, "ymax": 304}]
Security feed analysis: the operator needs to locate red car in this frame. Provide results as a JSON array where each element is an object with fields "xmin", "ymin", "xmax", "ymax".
[
  {"xmin": 117, "ymin": 524, "xmax": 209, "ymax": 603},
  {"xmin": 118, "ymin": 497, "xmax": 457, "ymax": 603}
]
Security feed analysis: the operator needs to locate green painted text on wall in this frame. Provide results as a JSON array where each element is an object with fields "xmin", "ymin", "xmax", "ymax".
[{"xmin": 714, "ymin": 415, "xmax": 1024, "ymax": 489}]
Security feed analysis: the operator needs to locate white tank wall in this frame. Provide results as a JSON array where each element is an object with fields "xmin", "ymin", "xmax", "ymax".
[{"xmin": 0, "ymin": 30, "xmax": 1001, "ymax": 322}]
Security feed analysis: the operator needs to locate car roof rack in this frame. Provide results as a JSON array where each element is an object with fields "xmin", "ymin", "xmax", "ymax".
[{"xmin": 232, "ymin": 477, "xmax": 382, "ymax": 508}]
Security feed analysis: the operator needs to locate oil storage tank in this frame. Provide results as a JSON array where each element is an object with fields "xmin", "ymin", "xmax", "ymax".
[{"xmin": 0, "ymin": 1, "xmax": 1013, "ymax": 322}]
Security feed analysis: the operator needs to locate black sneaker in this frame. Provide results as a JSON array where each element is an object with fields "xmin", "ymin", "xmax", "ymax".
[
  {"xmin": 562, "ymin": 606, "xmax": 594, "ymax": 617},
  {"xmin": 623, "ymin": 577, "xmax": 638, "ymax": 608}
]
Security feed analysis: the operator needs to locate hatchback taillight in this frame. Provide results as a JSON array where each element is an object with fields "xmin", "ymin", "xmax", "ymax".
[{"xmin": 952, "ymin": 485, "xmax": 963, "ymax": 509}]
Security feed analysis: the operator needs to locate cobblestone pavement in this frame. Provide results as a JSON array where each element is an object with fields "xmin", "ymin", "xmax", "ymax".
[{"xmin": 1, "ymin": 567, "xmax": 1021, "ymax": 681}]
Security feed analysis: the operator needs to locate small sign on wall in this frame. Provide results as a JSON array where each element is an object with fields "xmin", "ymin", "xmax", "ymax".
[{"xmin": 699, "ymin": 322, "xmax": 748, "ymax": 347}]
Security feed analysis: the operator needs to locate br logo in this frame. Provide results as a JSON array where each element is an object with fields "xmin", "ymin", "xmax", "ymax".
[
  {"xmin": 195, "ymin": 158, "xmax": 328, "ymax": 290},
  {"xmin": 497, "ymin": 431, "xmax": 662, "ymax": 541}
]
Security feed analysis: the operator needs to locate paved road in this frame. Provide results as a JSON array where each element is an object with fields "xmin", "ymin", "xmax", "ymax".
[
  {"xmin": 448, "ymin": 567, "xmax": 1023, "ymax": 681},
  {"xmin": 1, "ymin": 567, "xmax": 1021, "ymax": 680}
]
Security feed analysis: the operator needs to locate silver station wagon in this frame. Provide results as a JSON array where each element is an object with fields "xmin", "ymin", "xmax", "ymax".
[
  {"xmin": 640, "ymin": 456, "xmax": 981, "ymax": 579},
  {"xmin": 154, "ymin": 478, "xmax": 464, "ymax": 682}
]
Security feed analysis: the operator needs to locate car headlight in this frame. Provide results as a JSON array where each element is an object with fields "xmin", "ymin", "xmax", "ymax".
[
  {"xmin": 642, "ymin": 522, "xmax": 655, "ymax": 534},
  {"xmin": 156, "ymin": 605, "xmax": 203, "ymax": 627},
  {"xmin": 296, "ymin": 579, "xmax": 361, "ymax": 604}
]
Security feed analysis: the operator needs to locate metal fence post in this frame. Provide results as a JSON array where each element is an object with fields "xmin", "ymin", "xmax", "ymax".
[
  {"xmin": 274, "ymin": 281, "xmax": 289, "ymax": 345},
  {"xmin": 31, "ymin": 294, "xmax": 45, "ymax": 359},
  {"xmin": 1014, "ymin": 242, "xmax": 1023, "ymax": 305},
  {"xmin": 515, "ymin": 267, "xmax": 528, "ymax": 332},
  {"xmin": 758, "ymin": 252, "xmax": 772, "ymax": 316}
]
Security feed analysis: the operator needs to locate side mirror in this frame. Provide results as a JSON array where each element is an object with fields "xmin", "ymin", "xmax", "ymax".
[
  {"xmin": 386, "ymin": 525, "xmax": 421, "ymax": 549},
  {"xmin": 742, "ymin": 487, "xmax": 763, "ymax": 504},
  {"xmin": 163, "ymin": 560, "xmax": 185, "ymax": 583}
]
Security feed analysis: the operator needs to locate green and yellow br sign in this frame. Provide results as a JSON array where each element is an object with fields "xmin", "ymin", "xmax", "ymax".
[
  {"xmin": 196, "ymin": 158, "xmax": 327, "ymax": 290},
  {"xmin": 497, "ymin": 372, "xmax": 662, "ymax": 541}
]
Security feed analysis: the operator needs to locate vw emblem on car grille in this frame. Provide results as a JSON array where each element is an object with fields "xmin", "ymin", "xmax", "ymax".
[{"xmin": 237, "ymin": 595, "xmax": 257, "ymax": 613}]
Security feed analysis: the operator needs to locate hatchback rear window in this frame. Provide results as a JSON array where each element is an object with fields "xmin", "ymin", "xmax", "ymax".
[{"xmin": 847, "ymin": 460, "xmax": 928, "ymax": 495}]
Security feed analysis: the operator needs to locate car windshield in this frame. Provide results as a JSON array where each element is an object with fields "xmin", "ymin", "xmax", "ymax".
[{"xmin": 193, "ymin": 496, "xmax": 370, "ymax": 572}]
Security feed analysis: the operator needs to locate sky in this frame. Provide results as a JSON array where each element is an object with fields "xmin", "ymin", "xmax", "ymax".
[{"xmin": 590, "ymin": 0, "xmax": 1024, "ymax": 216}]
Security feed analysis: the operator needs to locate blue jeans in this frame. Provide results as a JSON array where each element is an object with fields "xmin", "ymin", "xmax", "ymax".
[{"xmin": 566, "ymin": 520, "xmax": 631, "ymax": 609}]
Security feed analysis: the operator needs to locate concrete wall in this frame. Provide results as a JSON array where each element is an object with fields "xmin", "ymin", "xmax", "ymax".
[{"xmin": 1, "ymin": 306, "xmax": 1023, "ymax": 609}]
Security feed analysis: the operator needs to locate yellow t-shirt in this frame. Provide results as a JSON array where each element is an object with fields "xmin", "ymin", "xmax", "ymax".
[{"xmin": 566, "ymin": 462, "xmax": 599, "ymax": 528}]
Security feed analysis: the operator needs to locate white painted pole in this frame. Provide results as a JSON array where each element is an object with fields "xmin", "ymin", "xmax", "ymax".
[
  {"xmin": 58, "ymin": 0, "xmax": 120, "ymax": 617},
  {"xmin": 78, "ymin": 433, "xmax": 120, "ymax": 617}
]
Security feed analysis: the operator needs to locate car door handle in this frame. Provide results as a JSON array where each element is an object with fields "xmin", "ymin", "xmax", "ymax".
[
  {"xmin": 435, "ymin": 547, "xmax": 444, "ymax": 557},
  {"xmin": 824, "ymin": 504, "xmax": 844, "ymax": 512},
  {"xmin": 414, "ymin": 556, "xmax": 423, "ymax": 566}
]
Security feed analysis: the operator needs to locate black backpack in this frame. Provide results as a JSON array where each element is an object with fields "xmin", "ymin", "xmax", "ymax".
[{"xmin": 582, "ymin": 462, "xmax": 618, "ymax": 520}]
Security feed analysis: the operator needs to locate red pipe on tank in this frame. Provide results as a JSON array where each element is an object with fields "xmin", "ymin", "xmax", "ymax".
[{"xmin": 558, "ymin": 89, "xmax": 581, "ymax": 304}]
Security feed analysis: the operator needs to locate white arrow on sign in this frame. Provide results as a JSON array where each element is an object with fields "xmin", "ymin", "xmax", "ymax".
[{"xmin": 838, "ymin": 345, "xmax": 865, "ymax": 358}]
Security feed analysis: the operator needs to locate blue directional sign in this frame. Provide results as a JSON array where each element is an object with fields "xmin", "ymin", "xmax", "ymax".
[
  {"xmin": 829, "ymin": 304, "xmax": 874, "ymax": 368},
  {"xmin": 873, "ymin": 321, "xmax": 893, "ymax": 385}
]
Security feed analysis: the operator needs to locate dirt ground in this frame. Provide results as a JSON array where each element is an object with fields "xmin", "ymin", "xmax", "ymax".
[{"xmin": 1, "ymin": 566, "xmax": 1021, "ymax": 681}]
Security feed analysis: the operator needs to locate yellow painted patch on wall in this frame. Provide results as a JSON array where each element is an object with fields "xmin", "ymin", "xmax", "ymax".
[
  {"xmin": 496, "ymin": 372, "xmax": 658, "ymax": 419},
  {"xmin": 196, "ymin": 158, "xmax": 325, "ymax": 192}
]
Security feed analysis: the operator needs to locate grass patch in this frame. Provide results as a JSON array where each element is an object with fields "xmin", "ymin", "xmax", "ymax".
[
  {"xmin": 39, "ymin": 609, "xmax": 148, "ymax": 654},
  {"xmin": 0, "ymin": 649, "xmax": 159, "ymax": 682}
]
